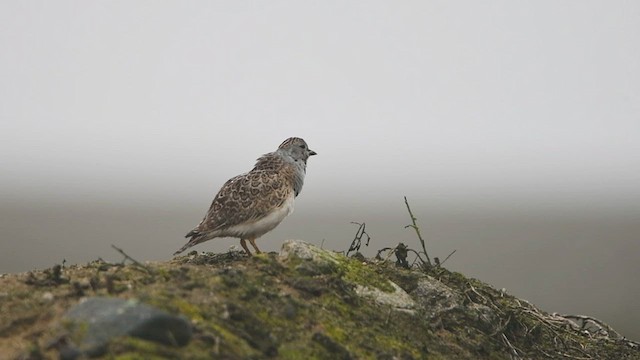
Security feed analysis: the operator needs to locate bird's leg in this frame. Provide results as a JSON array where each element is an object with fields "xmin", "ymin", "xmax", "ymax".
[
  {"xmin": 248, "ymin": 237, "xmax": 262, "ymax": 254},
  {"xmin": 240, "ymin": 239, "xmax": 252, "ymax": 256}
]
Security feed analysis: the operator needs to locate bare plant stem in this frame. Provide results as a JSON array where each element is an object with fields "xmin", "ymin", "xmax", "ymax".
[
  {"xmin": 403, "ymin": 196, "xmax": 431, "ymax": 266},
  {"xmin": 440, "ymin": 249, "xmax": 457, "ymax": 266},
  {"xmin": 347, "ymin": 222, "xmax": 370, "ymax": 256},
  {"xmin": 111, "ymin": 244, "xmax": 154, "ymax": 275}
]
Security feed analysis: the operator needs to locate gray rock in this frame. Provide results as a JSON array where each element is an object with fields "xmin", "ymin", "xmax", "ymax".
[
  {"xmin": 467, "ymin": 303, "xmax": 499, "ymax": 333},
  {"xmin": 64, "ymin": 297, "xmax": 192, "ymax": 357},
  {"xmin": 410, "ymin": 277, "xmax": 498, "ymax": 331},
  {"xmin": 280, "ymin": 240, "xmax": 415, "ymax": 313},
  {"xmin": 410, "ymin": 277, "xmax": 462, "ymax": 319},
  {"xmin": 355, "ymin": 282, "xmax": 416, "ymax": 314},
  {"xmin": 279, "ymin": 239, "xmax": 341, "ymax": 266},
  {"xmin": 279, "ymin": 240, "xmax": 343, "ymax": 277}
]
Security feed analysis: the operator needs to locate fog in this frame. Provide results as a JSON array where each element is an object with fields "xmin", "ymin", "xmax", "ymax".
[{"xmin": 1, "ymin": 1, "xmax": 639, "ymax": 339}]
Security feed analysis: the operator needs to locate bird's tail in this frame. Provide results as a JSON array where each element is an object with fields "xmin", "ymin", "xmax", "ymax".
[{"xmin": 173, "ymin": 230, "xmax": 205, "ymax": 256}]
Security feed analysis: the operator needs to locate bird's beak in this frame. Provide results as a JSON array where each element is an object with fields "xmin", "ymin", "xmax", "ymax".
[{"xmin": 309, "ymin": 149, "xmax": 317, "ymax": 156}]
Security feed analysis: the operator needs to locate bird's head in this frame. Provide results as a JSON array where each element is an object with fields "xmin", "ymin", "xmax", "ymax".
[{"xmin": 278, "ymin": 137, "xmax": 317, "ymax": 163}]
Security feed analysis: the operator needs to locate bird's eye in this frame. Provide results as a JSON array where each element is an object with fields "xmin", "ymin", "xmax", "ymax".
[{"xmin": 299, "ymin": 144, "xmax": 306, "ymax": 149}]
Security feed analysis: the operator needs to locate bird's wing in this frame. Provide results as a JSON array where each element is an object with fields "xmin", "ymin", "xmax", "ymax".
[
  {"xmin": 195, "ymin": 169, "xmax": 293, "ymax": 233},
  {"xmin": 252, "ymin": 151, "xmax": 285, "ymax": 171}
]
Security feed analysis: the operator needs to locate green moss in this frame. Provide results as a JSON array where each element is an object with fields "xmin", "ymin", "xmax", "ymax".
[
  {"xmin": 251, "ymin": 252, "xmax": 272, "ymax": 263},
  {"xmin": 109, "ymin": 336, "xmax": 194, "ymax": 360},
  {"xmin": 62, "ymin": 318, "xmax": 91, "ymax": 345},
  {"xmin": 171, "ymin": 298, "xmax": 203, "ymax": 322},
  {"xmin": 324, "ymin": 324, "xmax": 348, "ymax": 343},
  {"xmin": 154, "ymin": 267, "xmax": 170, "ymax": 279},
  {"xmin": 372, "ymin": 332, "xmax": 423, "ymax": 358},
  {"xmin": 337, "ymin": 257, "xmax": 395, "ymax": 293},
  {"xmin": 278, "ymin": 344, "xmax": 323, "ymax": 360},
  {"xmin": 25, "ymin": 342, "xmax": 43, "ymax": 359},
  {"xmin": 209, "ymin": 322, "xmax": 259, "ymax": 357}
]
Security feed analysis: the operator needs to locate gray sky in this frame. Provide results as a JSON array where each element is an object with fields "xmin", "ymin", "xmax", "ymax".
[{"xmin": 1, "ymin": 0, "xmax": 639, "ymax": 338}]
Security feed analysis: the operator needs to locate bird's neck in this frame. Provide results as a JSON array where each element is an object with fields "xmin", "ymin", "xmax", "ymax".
[{"xmin": 284, "ymin": 155, "xmax": 306, "ymax": 197}]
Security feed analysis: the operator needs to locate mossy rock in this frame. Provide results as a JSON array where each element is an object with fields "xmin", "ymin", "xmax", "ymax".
[{"xmin": 1, "ymin": 240, "xmax": 638, "ymax": 359}]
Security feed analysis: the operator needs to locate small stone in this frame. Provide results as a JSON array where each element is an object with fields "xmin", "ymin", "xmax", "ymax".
[
  {"xmin": 282, "ymin": 302, "xmax": 298, "ymax": 319},
  {"xmin": 42, "ymin": 292, "xmax": 54, "ymax": 302},
  {"xmin": 77, "ymin": 278, "xmax": 92, "ymax": 289},
  {"xmin": 220, "ymin": 304, "xmax": 230, "ymax": 320}
]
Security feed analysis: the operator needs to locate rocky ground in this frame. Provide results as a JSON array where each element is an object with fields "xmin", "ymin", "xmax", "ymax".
[{"xmin": 1, "ymin": 240, "xmax": 638, "ymax": 359}]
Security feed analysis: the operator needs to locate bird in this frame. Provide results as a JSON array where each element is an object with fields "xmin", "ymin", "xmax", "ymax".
[{"xmin": 174, "ymin": 137, "xmax": 317, "ymax": 256}]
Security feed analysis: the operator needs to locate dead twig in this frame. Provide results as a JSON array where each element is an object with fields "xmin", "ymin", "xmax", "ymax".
[
  {"xmin": 403, "ymin": 196, "xmax": 431, "ymax": 266},
  {"xmin": 375, "ymin": 244, "xmax": 429, "ymax": 269},
  {"xmin": 439, "ymin": 249, "xmax": 457, "ymax": 266},
  {"xmin": 501, "ymin": 333, "xmax": 522, "ymax": 359},
  {"xmin": 554, "ymin": 314, "xmax": 621, "ymax": 339},
  {"xmin": 384, "ymin": 307, "xmax": 392, "ymax": 326},
  {"xmin": 111, "ymin": 244, "xmax": 154, "ymax": 275},
  {"xmin": 347, "ymin": 222, "xmax": 371, "ymax": 256}
]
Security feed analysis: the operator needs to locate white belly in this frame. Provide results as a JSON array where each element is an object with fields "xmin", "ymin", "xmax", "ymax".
[{"xmin": 226, "ymin": 193, "xmax": 295, "ymax": 238}]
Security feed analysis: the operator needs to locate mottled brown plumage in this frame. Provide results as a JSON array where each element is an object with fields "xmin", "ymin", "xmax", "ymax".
[{"xmin": 174, "ymin": 137, "xmax": 316, "ymax": 256}]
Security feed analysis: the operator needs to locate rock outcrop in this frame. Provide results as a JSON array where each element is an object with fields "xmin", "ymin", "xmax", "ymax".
[{"xmin": 0, "ymin": 240, "xmax": 638, "ymax": 359}]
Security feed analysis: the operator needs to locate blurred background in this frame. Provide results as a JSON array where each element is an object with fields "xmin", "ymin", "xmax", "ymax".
[{"xmin": 1, "ymin": 1, "xmax": 639, "ymax": 339}]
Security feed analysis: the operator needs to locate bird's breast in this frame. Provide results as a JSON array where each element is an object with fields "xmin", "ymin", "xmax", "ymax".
[{"xmin": 224, "ymin": 192, "xmax": 295, "ymax": 238}]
